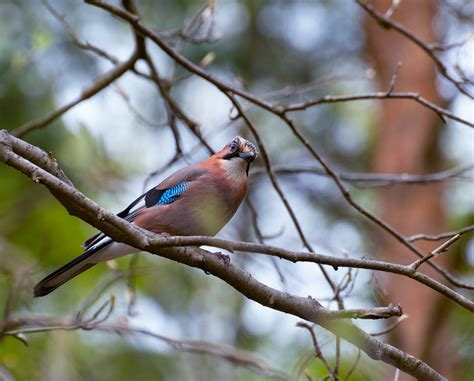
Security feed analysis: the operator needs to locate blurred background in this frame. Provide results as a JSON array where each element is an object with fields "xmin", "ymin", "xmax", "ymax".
[{"xmin": 0, "ymin": 0, "xmax": 473, "ymax": 380}]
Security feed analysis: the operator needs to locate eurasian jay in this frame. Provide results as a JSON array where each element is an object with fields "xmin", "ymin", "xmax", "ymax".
[{"xmin": 33, "ymin": 136, "xmax": 258, "ymax": 297}]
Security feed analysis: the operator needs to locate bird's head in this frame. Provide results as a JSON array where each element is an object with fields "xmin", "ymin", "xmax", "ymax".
[
  {"xmin": 221, "ymin": 136, "xmax": 258, "ymax": 162},
  {"xmin": 220, "ymin": 136, "xmax": 258, "ymax": 162},
  {"xmin": 217, "ymin": 136, "xmax": 259, "ymax": 175}
]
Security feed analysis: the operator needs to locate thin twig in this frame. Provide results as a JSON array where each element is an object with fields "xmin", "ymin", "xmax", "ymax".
[
  {"xmin": 409, "ymin": 234, "xmax": 461, "ymax": 272},
  {"xmin": 0, "ymin": 129, "xmax": 451, "ymax": 380},
  {"xmin": 357, "ymin": 0, "xmax": 473, "ymax": 98},
  {"xmin": 282, "ymin": 90, "xmax": 473, "ymax": 128},
  {"xmin": 41, "ymin": 0, "xmax": 118, "ymax": 64},
  {"xmin": 343, "ymin": 349, "xmax": 361, "ymax": 381},
  {"xmin": 407, "ymin": 225, "xmax": 474, "ymax": 242},
  {"xmin": 228, "ymin": 94, "xmax": 345, "ymax": 310},
  {"xmin": 252, "ymin": 163, "xmax": 474, "ymax": 187},
  {"xmin": 370, "ymin": 315, "xmax": 409, "ymax": 337},
  {"xmin": 3, "ymin": 318, "xmax": 287, "ymax": 380},
  {"xmin": 12, "ymin": 52, "xmax": 140, "ymax": 137},
  {"xmin": 297, "ymin": 322, "xmax": 337, "ymax": 381},
  {"xmin": 275, "ymin": 114, "xmax": 473, "ymax": 289},
  {"xmin": 85, "ymin": 0, "xmax": 473, "ymax": 129}
]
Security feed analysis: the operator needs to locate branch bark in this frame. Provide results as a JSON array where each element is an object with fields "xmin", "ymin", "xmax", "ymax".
[
  {"xmin": 82, "ymin": 0, "xmax": 473, "ymax": 292},
  {"xmin": 0, "ymin": 129, "xmax": 454, "ymax": 381}
]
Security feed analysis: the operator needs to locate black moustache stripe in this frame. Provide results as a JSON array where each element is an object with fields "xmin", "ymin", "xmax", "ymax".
[{"xmin": 223, "ymin": 152, "xmax": 240, "ymax": 160}]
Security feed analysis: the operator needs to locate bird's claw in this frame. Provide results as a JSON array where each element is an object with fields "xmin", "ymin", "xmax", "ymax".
[{"xmin": 216, "ymin": 252, "xmax": 230, "ymax": 265}]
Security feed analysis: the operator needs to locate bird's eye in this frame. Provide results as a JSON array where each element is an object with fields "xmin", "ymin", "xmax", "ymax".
[{"xmin": 229, "ymin": 140, "xmax": 239, "ymax": 152}]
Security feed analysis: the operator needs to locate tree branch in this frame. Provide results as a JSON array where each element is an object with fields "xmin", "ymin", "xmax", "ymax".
[
  {"xmin": 1, "ymin": 130, "xmax": 472, "ymax": 313},
  {"xmin": 252, "ymin": 163, "xmax": 474, "ymax": 188},
  {"xmin": 281, "ymin": 90, "xmax": 473, "ymax": 128},
  {"xmin": 0, "ymin": 129, "xmax": 450, "ymax": 380},
  {"xmin": 83, "ymin": 0, "xmax": 473, "ymax": 291},
  {"xmin": 10, "ymin": 14, "xmax": 145, "ymax": 138},
  {"xmin": 84, "ymin": 0, "xmax": 473, "ymax": 130},
  {"xmin": 356, "ymin": 0, "xmax": 474, "ymax": 99}
]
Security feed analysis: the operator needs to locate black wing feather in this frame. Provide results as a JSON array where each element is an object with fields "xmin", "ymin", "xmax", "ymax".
[
  {"xmin": 83, "ymin": 167, "xmax": 207, "ymax": 249},
  {"xmin": 144, "ymin": 188, "xmax": 166, "ymax": 207},
  {"xmin": 83, "ymin": 188, "xmax": 164, "ymax": 249}
]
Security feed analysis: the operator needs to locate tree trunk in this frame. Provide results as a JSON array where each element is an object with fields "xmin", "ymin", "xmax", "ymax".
[{"xmin": 364, "ymin": 1, "xmax": 459, "ymax": 379}]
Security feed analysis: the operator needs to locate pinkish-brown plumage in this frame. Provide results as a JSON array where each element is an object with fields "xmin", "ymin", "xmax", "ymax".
[
  {"xmin": 134, "ymin": 156, "xmax": 248, "ymax": 236},
  {"xmin": 33, "ymin": 136, "xmax": 258, "ymax": 297}
]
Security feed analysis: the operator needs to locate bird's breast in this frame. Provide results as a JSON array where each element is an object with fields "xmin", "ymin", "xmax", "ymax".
[{"xmin": 134, "ymin": 170, "xmax": 247, "ymax": 237}]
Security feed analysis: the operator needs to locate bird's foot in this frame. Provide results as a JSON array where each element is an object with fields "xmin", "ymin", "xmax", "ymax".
[{"xmin": 215, "ymin": 252, "xmax": 230, "ymax": 265}]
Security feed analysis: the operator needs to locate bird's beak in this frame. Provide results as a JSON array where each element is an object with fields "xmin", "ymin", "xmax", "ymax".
[{"xmin": 239, "ymin": 151, "xmax": 256, "ymax": 162}]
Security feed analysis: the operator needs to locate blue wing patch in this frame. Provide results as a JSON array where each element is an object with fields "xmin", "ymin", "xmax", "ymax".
[{"xmin": 156, "ymin": 182, "xmax": 190, "ymax": 205}]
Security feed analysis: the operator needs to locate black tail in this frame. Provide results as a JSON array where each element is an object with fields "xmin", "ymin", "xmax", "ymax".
[{"xmin": 33, "ymin": 241, "xmax": 109, "ymax": 297}]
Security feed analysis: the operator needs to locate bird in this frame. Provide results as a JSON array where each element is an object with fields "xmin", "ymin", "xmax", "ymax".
[{"xmin": 33, "ymin": 136, "xmax": 258, "ymax": 297}]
